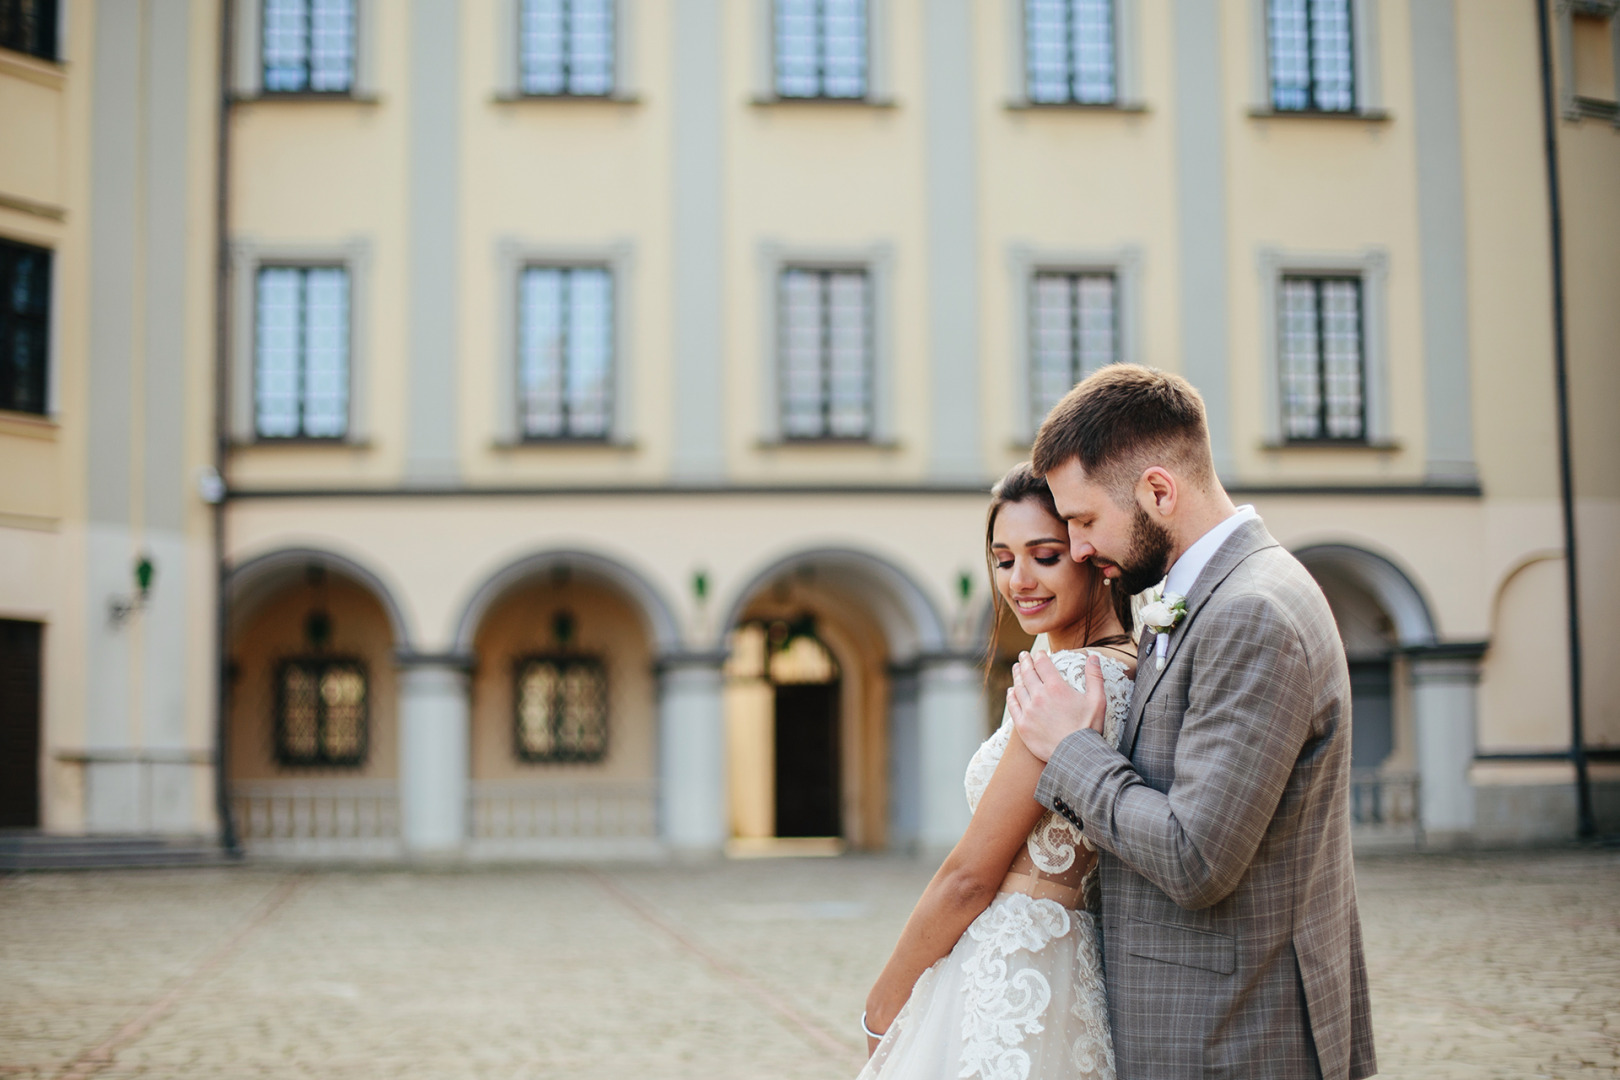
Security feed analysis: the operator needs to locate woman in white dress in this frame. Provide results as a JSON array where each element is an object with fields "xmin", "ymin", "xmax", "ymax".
[{"xmin": 858, "ymin": 463, "xmax": 1136, "ymax": 1080}]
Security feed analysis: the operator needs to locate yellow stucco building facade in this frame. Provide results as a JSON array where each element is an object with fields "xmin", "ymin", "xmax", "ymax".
[{"xmin": 1, "ymin": 0, "xmax": 1616, "ymax": 863}]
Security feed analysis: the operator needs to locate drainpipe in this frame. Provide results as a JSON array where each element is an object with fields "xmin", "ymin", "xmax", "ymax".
[
  {"xmin": 1534, "ymin": 0, "xmax": 1595, "ymax": 839},
  {"xmin": 212, "ymin": 0, "xmax": 239, "ymax": 856}
]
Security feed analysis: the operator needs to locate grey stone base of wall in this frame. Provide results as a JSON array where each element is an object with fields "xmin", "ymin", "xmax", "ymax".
[{"xmin": 1472, "ymin": 781, "xmax": 1620, "ymax": 845}]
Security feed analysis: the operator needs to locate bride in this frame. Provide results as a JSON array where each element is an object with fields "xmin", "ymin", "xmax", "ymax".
[{"xmin": 858, "ymin": 463, "xmax": 1136, "ymax": 1080}]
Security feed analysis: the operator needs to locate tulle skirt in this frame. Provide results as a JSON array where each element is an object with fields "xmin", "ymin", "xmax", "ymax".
[{"xmin": 858, "ymin": 892, "xmax": 1116, "ymax": 1080}]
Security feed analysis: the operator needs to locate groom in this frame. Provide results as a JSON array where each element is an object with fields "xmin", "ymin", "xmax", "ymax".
[{"xmin": 1009, "ymin": 365, "xmax": 1376, "ymax": 1079}]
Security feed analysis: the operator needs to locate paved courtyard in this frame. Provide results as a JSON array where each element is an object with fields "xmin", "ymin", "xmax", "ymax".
[{"xmin": 1, "ymin": 848, "xmax": 1616, "ymax": 1079}]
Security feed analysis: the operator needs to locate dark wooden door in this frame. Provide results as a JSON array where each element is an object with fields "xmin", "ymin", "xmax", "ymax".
[
  {"xmin": 1348, "ymin": 658, "xmax": 1394, "ymax": 770},
  {"xmin": 0, "ymin": 619, "xmax": 43, "ymax": 828},
  {"xmin": 773, "ymin": 682, "xmax": 841, "ymax": 838}
]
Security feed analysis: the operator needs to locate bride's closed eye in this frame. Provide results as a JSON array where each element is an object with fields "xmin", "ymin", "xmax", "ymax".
[{"xmin": 1033, "ymin": 554, "xmax": 1063, "ymax": 566}]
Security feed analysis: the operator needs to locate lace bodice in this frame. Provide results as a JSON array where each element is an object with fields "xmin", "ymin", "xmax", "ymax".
[{"xmin": 964, "ymin": 650, "xmax": 1133, "ymax": 890}]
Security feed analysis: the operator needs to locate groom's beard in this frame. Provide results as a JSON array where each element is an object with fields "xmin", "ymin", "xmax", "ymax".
[{"xmin": 1110, "ymin": 505, "xmax": 1175, "ymax": 596}]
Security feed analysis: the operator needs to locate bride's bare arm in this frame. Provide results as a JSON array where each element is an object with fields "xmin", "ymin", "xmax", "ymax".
[{"xmin": 862, "ymin": 725, "xmax": 1049, "ymax": 1051}]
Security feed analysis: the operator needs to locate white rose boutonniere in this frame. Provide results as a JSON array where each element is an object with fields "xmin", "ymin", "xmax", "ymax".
[{"xmin": 1139, "ymin": 587, "xmax": 1188, "ymax": 670}]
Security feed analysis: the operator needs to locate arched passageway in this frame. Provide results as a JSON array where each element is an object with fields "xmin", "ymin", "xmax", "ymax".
[
  {"xmin": 224, "ymin": 549, "xmax": 409, "ymax": 859},
  {"xmin": 1297, "ymin": 544, "xmax": 1478, "ymax": 841},
  {"xmin": 716, "ymin": 548, "xmax": 970, "ymax": 853}
]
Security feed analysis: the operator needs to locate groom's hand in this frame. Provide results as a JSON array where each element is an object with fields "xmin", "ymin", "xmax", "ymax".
[{"xmin": 1009, "ymin": 652, "xmax": 1107, "ymax": 762}]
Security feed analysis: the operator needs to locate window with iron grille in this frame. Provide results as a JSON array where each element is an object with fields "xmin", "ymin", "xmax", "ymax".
[
  {"xmin": 519, "ymin": 0, "xmax": 614, "ymax": 95},
  {"xmin": 0, "ymin": 239, "xmax": 50, "ymax": 416},
  {"xmin": 1030, "ymin": 271, "xmax": 1116, "ymax": 425},
  {"xmin": 518, "ymin": 266, "xmax": 613, "ymax": 440},
  {"xmin": 779, "ymin": 267, "xmax": 872, "ymax": 440},
  {"xmin": 255, "ymin": 265, "xmax": 350, "ymax": 439},
  {"xmin": 0, "ymin": 0, "xmax": 56, "ymax": 60},
  {"xmin": 1268, "ymin": 0, "xmax": 1355, "ymax": 112},
  {"xmin": 274, "ymin": 658, "xmax": 368, "ymax": 767},
  {"xmin": 515, "ymin": 656, "xmax": 608, "ymax": 763},
  {"xmin": 263, "ymin": 0, "xmax": 355, "ymax": 94},
  {"xmin": 1279, "ymin": 275, "xmax": 1365, "ymax": 441},
  {"xmin": 775, "ymin": 0, "xmax": 867, "ymax": 99},
  {"xmin": 1026, "ymin": 0, "xmax": 1116, "ymax": 105}
]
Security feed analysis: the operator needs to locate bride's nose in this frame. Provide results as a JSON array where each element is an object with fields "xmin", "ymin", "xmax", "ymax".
[{"xmin": 1009, "ymin": 560, "xmax": 1038, "ymax": 591}]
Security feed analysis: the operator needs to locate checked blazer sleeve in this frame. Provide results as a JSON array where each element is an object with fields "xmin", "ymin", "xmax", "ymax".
[{"xmin": 1035, "ymin": 590, "xmax": 1317, "ymax": 910}]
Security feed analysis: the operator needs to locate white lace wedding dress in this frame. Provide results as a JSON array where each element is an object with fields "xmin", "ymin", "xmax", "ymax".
[{"xmin": 858, "ymin": 649, "xmax": 1132, "ymax": 1080}]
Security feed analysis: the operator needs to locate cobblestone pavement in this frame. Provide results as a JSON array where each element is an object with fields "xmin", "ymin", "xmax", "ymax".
[{"xmin": 1, "ymin": 848, "xmax": 1616, "ymax": 1079}]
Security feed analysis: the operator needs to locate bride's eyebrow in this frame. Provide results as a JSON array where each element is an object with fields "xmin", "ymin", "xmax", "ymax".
[{"xmin": 1026, "ymin": 537, "xmax": 1066, "ymax": 547}]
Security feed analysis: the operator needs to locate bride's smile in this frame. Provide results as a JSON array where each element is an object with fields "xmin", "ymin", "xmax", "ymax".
[{"xmin": 990, "ymin": 498, "xmax": 1097, "ymax": 653}]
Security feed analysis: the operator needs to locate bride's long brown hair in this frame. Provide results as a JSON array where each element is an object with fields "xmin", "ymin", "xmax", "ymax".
[{"xmin": 983, "ymin": 462, "xmax": 1134, "ymax": 678}]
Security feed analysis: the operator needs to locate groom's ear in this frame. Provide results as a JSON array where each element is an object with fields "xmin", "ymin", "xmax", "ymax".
[{"xmin": 1137, "ymin": 466, "xmax": 1177, "ymax": 516}]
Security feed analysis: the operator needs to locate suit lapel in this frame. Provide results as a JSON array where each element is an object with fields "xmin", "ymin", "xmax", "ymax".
[{"xmin": 1119, "ymin": 518, "xmax": 1279, "ymax": 758}]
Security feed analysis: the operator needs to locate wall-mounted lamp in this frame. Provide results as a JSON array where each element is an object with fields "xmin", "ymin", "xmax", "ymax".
[{"xmin": 108, "ymin": 554, "xmax": 156, "ymax": 626}]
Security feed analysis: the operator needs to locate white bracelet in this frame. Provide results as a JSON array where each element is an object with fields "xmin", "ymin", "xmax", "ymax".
[{"xmin": 860, "ymin": 1010, "xmax": 885, "ymax": 1040}]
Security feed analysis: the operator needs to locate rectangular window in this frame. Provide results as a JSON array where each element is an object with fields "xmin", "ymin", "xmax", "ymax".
[
  {"xmin": 1268, "ymin": 0, "xmax": 1355, "ymax": 112},
  {"xmin": 779, "ymin": 267, "xmax": 871, "ymax": 440},
  {"xmin": 1026, "ymin": 0, "xmax": 1116, "ymax": 105},
  {"xmin": 0, "ymin": 0, "xmax": 57, "ymax": 61},
  {"xmin": 519, "ymin": 0, "xmax": 615, "ymax": 96},
  {"xmin": 1029, "ymin": 271, "xmax": 1116, "ymax": 425},
  {"xmin": 255, "ymin": 265, "xmax": 350, "ymax": 439},
  {"xmin": 263, "ymin": 0, "xmax": 356, "ymax": 93},
  {"xmin": 518, "ymin": 266, "xmax": 613, "ymax": 440},
  {"xmin": 515, "ymin": 656, "xmax": 608, "ymax": 763},
  {"xmin": 0, "ymin": 238, "xmax": 50, "ymax": 417},
  {"xmin": 275, "ymin": 658, "xmax": 368, "ymax": 767},
  {"xmin": 1279, "ymin": 275, "xmax": 1365, "ymax": 441},
  {"xmin": 775, "ymin": 0, "xmax": 867, "ymax": 99}
]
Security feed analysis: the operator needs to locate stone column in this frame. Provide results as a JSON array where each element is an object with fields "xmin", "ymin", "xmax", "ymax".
[
  {"xmin": 657, "ymin": 653, "xmax": 727, "ymax": 855},
  {"xmin": 1409, "ymin": 645, "xmax": 1485, "ymax": 845},
  {"xmin": 397, "ymin": 656, "xmax": 472, "ymax": 857},
  {"xmin": 917, "ymin": 656, "xmax": 985, "ymax": 854}
]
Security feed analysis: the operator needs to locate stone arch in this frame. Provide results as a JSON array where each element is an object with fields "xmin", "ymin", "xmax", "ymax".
[
  {"xmin": 1293, "ymin": 543, "xmax": 1438, "ymax": 647},
  {"xmin": 226, "ymin": 545, "xmax": 413, "ymax": 648},
  {"xmin": 712, "ymin": 546, "xmax": 949, "ymax": 661},
  {"xmin": 450, "ymin": 549, "xmax": 682, "ymax": 657}
]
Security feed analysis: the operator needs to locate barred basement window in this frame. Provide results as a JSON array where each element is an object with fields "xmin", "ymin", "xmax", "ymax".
[
  {"xmin": 518, "ymin": 266, "xmax": 613, "ymax": 439},
  {"xmin": 515, "ymin": 656, "xmax": 608, "ymax": 763},
  {"xmin": 0, "ymin": 0, "xmax": 58, "ymax": 61},
  {"xmin": 775, "ymin": 0, "xmax": 867, "ymax": 99},
  {"xmin": 1026, "ymin": 0, "xmax": 1116, "ymax": 105},
  {"xmin": 1268, "ymin": 0, "xmax": 1355, "ymax": 112},
  {"xmin": 1279, "ymin": 275, "xmax": 1365, "ymax": 441},
  {"xmin": 779, "ymin": 267, "xmax": 872, "ymax": 440},
  {"xmin": 1030, "ymin": 271, "xmax": 1116, "ymax": 425},
  {"xmin": 275, "ymin": 658, "xmax": 368, "ymax": 767},
  {"xmin": 519, "ymin": 0, "xmax": 614, "ymax": 96},
  {"xmin": 263, "ymin": 0, "xmax": 356, "ymax": 94},
  {"xmin": 0, "ymin": 238, "xmax": 50, "ymax": 416},
  {"xmin": 255, "ymin": 266, "xmax": 350, "ymax": 439}
]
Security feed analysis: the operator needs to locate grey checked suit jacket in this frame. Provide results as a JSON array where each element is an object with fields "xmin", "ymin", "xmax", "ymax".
[{"xmin": 1035, "ymin": 518, "xmax": 1376, "ymax": 1080}]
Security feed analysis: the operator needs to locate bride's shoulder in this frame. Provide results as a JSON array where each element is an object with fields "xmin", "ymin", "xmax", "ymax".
[{"xmin": 1048, "ymin": 646, "xmax": 1137, "ymax": 681}]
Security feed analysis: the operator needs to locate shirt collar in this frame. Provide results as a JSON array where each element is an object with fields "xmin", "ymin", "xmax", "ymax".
[{"xmin": 1163, "ymin": 505, "xmax": 1259, "ymax": 599}]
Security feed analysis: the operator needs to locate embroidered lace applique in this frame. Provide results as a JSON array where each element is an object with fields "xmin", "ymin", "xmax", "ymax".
[{"xmin": 958, "ymin": 893, "xmax": 1072, "ymax": 1080}]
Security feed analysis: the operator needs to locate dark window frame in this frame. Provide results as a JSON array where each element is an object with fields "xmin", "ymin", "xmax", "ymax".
[
  {"xmin": 1028, "ymin": 269, "xmax": 1118, "ymax": 426},
  {"xmin": 1279, "ymin": 273, "xmax": 1367, "ymax": 444},
  {"xmin": 0, "ymin": 0, "xmax": 58, "ymax": 62},
  {"xmin": 0, "ymin": 237, "xmax": 51, "ymax": 417},
  {"xmin": 1267, "ymin": 0, "xmax": 1357, "ymax": 114},
  {"xmin": 261, "ymin": 0, "xmax": 357, "ymax": 96},
  {"xmin": 253, "ymin": 262, "xmax": 352, "ymax": 442},
  {"xmin": 1025, "ymin": 0, "xmax": 1118, "ymax": 106},
  {"xmin": 773, "ymin": 0, "xmax": 869, "ymax": 101},
  {"xmin": 518, "ymin": 0, "xmax": 617, "ymax": 98},
  {"xmin": 516, "ymin": 263, "xmax": 615, "ymax": 442},
  {"xmin": 273, "ymin": 656, "xmax": 369, "ymax": 768},
  {"xmin": 777, "ymin": 265, "xmax": 874, "ymax": 443},
  {"xmin": 513, "ymin": 654, "xmax": 609, "ymax": 764}
]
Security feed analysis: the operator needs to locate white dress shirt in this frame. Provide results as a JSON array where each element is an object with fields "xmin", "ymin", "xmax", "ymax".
[{"xmin": 1163, "ymin": 505, "xmax": 1259, "ymax": 599}]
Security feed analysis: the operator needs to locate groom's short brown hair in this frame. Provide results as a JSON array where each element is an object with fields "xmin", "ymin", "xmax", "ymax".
[{"xmin": 1030, "ymin": 364, "xmax": 1216, "ymax": 501}]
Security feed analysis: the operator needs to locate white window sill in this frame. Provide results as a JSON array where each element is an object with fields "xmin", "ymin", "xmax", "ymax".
[
  {"xmin": 749, "ymin": 95, "xmax": 897, "ymax": 109},
  {"xmin": 491, "ymin": 92, "xmax": 641, "ymax": 105},
  {"xmin": 1004, "ymin": 99, "xmax": 1147, "ymax": 114},
  {"xmin": 1260, "ymin": 439, "xmax": 1401, "ymax": 452}
]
